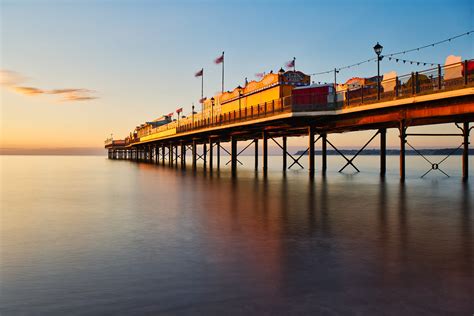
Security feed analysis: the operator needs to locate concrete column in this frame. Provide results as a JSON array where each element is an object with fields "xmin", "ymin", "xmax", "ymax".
[
  {"xmin": 308, "ymin": 126, "xmax": 315, "ymax": 176},
  {"xmin": 380, "ymin": 128, "xmax": 386, "ymax": 177},
  {"xmin": 231, "ymin": 136, "xmax": 237, "ymax": 176},
  {"xmin": 282, "ymin": 136, "xmax": 287, "ymax": 171},
  {"xmin": 463, "ymin": 122, "xmax": 470, "ymax": 181}
]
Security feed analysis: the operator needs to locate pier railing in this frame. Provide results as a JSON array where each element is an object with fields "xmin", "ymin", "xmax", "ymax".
[{"xmin": 126, "ymin": 60, "xmax": 473, "ymax": 145}]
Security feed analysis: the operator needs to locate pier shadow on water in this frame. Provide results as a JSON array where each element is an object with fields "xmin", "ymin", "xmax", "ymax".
[{"xmin": 1, "ymin": 155, "xmax": 473, "ymax": 315}]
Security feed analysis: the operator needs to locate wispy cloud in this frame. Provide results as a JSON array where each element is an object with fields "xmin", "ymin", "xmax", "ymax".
[
  {"xmin": 0, "ymin": 69, "xmax": 98, "ymax": 102},
  {"xmin": 14, "ymin": 86, "xmax": 44, "ymax": 95}
]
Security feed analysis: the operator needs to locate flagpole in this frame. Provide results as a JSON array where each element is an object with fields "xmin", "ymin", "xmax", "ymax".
[
  {"xmin": 201, "ymin": 68, "xmax": 204, "ymax": 113},
  {"xmin": 222, "ymin": 51, "xmax": 224, "ymax": 93}
]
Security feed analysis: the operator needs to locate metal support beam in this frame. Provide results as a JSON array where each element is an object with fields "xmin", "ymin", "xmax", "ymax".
[
  {"xmin": 262, "ymin": 131, "xmax": 268, "ymax": 174},
  {"xmin": 192, "ymin": 141, "xmax": 197, "ymax": 170},
  {"xmin": 254, "ymin": 138, "xmax": 258, "ymax": 171},
  {"xmin": 225, "ymin": 140, "xmax": 254, "ymax": 166},
  {"xmin": 209, "ymin": 138, "xmax": 213, "ymax": 173},
  {"xmin": 400, "ymin": 121, "xmax": 407, "ymax": 182},
  {"xmin": 181, "ymin": 143, "xmax": 186, "ymax": 169},
  {"xmin": 216, "ymin": 140, "xmax": 220, "ymax": 170},
  {"xmin": 175, "ymin": 146, "xmax": 179, "ymax": 168},
  {"xmin": 161, "ymin": 144, "xmax": 165, "ymax": 166},
  {"xmin": 203, "ymin": 143, "xmax": 207, "ymax": 171},
  {"xmin": 169, "ymin": 144, "xmax": 173, "ymax": 167},
  {"xmin": 321, "ymin": 133, "xmax": 327, "ymax": 173},
  {"xmin": 463, "ymin": 122, "xmax": 470, "ymax": 181},
  {"xmin": 231, "ymin": 136, "xmax": 237, "ymax": 176},
  {"xmin": 308, "ymin": 126, "xmax": 315, "ymax": 176},
  {"xmin": 282, "ymin": 136, "xmax": 287, "ymax": 171},
  {"xmin": 339, "ymin": 131, "xmax": 379, "ymax": 173},
  {"xmin": 380, "ymin": 128, "xmax": 386, "ymax": 177}
]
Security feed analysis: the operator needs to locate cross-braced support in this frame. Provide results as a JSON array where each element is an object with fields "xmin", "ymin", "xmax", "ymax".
[
  {"xmin": 456, "ymin": 122, "xmax": 472, "ymax": 181},
  {"xmin": 218, "ymin": 143, "xmax": 243, "ymax": 165},
  {"xmin": 405, "ymin": 122, "xmax": 470, "ymax": 179},
  {"xmin": 338, "ymin": 130, "xmax": 380, "ymax": 173},
  {"xmin": 270, "ymin": 137, "xmax": 304, "ymax": 171},
  {"xmin": 288, "ymin": 135, "xmax": 321, "ymax": 170},
  {"xmin": 406, "ymin": 141, "xmax": 461, "ymax": 178},
  {"xmin": 225, "ymin": 139, "xmax": 255, "ymax": 166}
]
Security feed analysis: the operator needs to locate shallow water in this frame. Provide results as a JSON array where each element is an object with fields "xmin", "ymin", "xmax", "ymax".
[{"xmin": 1, "ymin": 155, "xmax": 473, "ymax": 315}]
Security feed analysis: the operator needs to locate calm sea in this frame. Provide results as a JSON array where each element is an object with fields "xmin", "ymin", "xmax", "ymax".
[{"xmin": 1, "ymin": 155, "xmax": 473, "ymax": 315}]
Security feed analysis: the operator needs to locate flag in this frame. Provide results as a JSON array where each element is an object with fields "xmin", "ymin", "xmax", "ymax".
[
  {"xmin": 195, "ymin": 68, "xmax": 203, "ymax": 77},
  {"xmin": 199, "ymin": 97, "xmax": 207, "ymax": 104},
  {"xmin": 167, "ymin": 112, "xmax": 174, "ymax": 117},
  {"xmin": 214, "ymin": 53, "xmax": 224, "ymax": 64},
  {"xmin": 176, "ymin": 107, "xmax": 183, "ymax": 114},
  {"xmin": 285, "ymin": 58, "xmax": 295, "ymax": 69},
  {"xmin": 255, "ymin": 72, "xmax": 265, "ymax": 79}
]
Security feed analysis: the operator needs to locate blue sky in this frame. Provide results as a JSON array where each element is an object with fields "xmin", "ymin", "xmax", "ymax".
[{"xmin": 1, "ymin": 0, "xmax": 472, "ymax": 150}]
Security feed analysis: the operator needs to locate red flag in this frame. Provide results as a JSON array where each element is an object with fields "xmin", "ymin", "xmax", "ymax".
[
  {"xmin": 214, "ymin": 53, "xmax": 224, "ymax": 64},
  {"xmin": 176, "ymin": 107, "xmax": 183, "ymax": 114},
  {"xmin": 195, "ymin": 68, "xmax": 203, "ymax": 77},
  {"xmin": 199, "ymin": 97, "xmax": 207, "ymax": 104},
  {"xmin": 167, "ymin": 112, "xmax": 174, "ymax": 117},
  {"xmin": 285, "ymin": 59, "xmax": 295, "ymax": 69},
  {"xmin": 255, "ymin": 72, "xmax": 265, "ymax": 79}
]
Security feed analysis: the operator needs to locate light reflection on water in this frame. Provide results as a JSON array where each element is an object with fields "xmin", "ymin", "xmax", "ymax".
[{"xmin": 1, "ymin": 155, "xmax": 473, "ymax": 314}]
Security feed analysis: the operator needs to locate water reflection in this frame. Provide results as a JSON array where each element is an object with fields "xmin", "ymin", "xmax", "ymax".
[{"xmin": 1, "ymin": 156, "xmax": 473, "ymax": 314}]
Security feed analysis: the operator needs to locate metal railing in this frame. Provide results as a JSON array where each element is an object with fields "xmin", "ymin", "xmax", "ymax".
[{"xmin": 122, "ymin": 59, "xmax": 473, "ymax": 145}]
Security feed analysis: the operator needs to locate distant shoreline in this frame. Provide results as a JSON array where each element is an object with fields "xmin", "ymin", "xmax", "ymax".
[
  {"xmin": 294, "ymin": 148, "xmax": 473, "ymax": 156},
  {"xmin": 1, "ymin": 148, "xmax": 472, "ymax": 156}
]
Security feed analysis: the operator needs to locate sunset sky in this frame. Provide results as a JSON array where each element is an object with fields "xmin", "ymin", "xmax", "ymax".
[{"xmin": 1, "ymin": 0, "xmax": 472, "ymax": 154}]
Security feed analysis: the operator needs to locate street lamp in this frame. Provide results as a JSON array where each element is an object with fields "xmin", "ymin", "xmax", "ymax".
[
  {"xmin": 210, "ymin": 97, "xmax": 215, "ymax": 124},
  {"xmin": 237, "ymin": 85, "xmax": 243, "ymax": 117},
  {"xmin": 373, "ymin": 42, "xmax": 383, "ymax": 100}
]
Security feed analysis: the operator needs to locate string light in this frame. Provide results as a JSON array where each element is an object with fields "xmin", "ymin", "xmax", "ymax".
[
  {"xmin": 385, "ymin": 30, "xmax": 472, "ymax": 58},
  {"xmin": 309, "ymin": 30, "xmax": 472, "ymax": 76},
  {"xmin": 386, "ymin": 56, "xmax": 438, "ymax": 67}
]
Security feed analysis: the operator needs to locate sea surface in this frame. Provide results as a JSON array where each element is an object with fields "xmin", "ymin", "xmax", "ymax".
[{"xmin": 1, "ymin": 155, "xmax": 473, "ymax": 315}]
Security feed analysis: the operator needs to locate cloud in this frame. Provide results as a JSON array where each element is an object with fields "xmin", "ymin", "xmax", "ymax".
[
  {"xmin": 0, "ymin": 70, "xmax": 27, "ymax": 86},
  {"xmin": 0, "ymin": 69, "xmax": 98, "ymax": 102},
  {"xmin": 14, "ymin": 86, "xmax": 45, "ymax": 95}
]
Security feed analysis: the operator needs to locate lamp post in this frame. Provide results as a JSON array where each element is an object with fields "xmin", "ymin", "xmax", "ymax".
[
  {"xmin": 373, "ymin": 42, "xmax": 383, "ymax": 100},
  {"xmin": 210, "ymin": 97, "xmax": 215, "ymax": 125},
  {"xmin": 237, "ymin": 85, "xmax": 243, "ymax": 118}
]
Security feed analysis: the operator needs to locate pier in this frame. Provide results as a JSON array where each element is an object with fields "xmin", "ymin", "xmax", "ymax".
[{"xmin": 106, "ymin": 60, "xmax": 474, "ymax": 181}]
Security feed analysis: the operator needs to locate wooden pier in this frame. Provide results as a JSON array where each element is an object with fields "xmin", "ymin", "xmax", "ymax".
[{"xmin": 106, "ymin": 61, "xmax": 474, "ymax": 181}]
